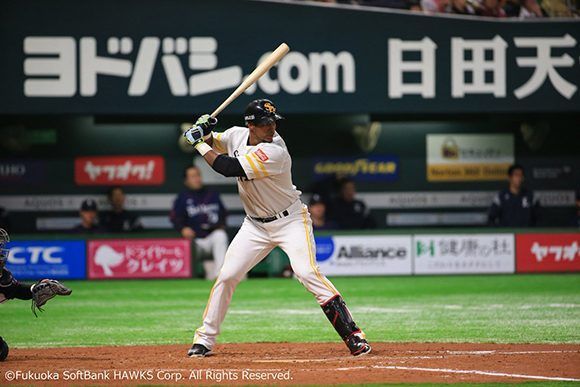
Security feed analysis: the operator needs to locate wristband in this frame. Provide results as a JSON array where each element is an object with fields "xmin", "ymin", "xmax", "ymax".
[{"xmin": 195, "ymin": 142, "xmax": 212, "ymax": 156}]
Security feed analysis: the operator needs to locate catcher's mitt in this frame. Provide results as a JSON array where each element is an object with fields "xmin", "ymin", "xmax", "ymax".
[{"xmin": 31, "ymin": 279, "xmax": 72, "ymax": 317}]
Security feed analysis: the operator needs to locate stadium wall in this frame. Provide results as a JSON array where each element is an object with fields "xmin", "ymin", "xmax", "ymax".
[{"xmin": 5, "ymin": 230, "xmax": 579, "ymax": 280}]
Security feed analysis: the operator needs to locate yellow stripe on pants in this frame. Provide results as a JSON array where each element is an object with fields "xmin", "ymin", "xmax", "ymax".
[{"xmin": 301, "ymin": 208, "xmax": 338, "ymax": 297}]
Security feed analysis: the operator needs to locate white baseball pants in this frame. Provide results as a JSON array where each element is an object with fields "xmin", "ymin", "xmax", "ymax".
[
  {"xmin": 195, "ymin": 229, "xmax": 228, "ymax": 281},
  {"xmin": 193, "ymin": 202, "xmax": 339, "ymax": 349}
]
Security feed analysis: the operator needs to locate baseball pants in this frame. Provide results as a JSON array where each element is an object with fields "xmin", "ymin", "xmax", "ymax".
[{"xmin": 193, "ymin": 202, "xmax": 339, "ymax": 349}]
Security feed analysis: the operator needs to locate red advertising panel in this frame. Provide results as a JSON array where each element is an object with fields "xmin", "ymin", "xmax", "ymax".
[
  {"xmin": 75, "ymin": 156, "xmax": 165, "ymax": 185},
  {"xmin": 516, "ymin": 233, "xmax": 580, "ymax": 273},
  {"xmin": 88, "ymin": 239, "xmax": 191, "ymax": 279}
]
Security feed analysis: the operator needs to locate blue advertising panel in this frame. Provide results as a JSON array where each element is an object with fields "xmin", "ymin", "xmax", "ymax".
[{"xmin": 5, "ymin": 240, "xmax": 86, "ymax": 280}]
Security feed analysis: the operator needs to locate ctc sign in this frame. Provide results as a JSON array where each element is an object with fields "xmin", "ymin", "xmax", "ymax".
[{"xmin": 8, "ymin": 247, "xmax": 64, "ymax": 264}]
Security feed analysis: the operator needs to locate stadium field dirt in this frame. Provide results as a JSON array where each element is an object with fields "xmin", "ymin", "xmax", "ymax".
[
  {"xmin": 2, "ymin": 275, "xmax": 579, "ymax": 385},
  {"xmin": 7, "ymin": 342, "xmax": 580, "ymax": 384}
]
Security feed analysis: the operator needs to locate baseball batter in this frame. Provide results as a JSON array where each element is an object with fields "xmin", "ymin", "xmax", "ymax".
[{"xmin": 184, "ymin": 99, "xmax": 371, "ymax": 358}]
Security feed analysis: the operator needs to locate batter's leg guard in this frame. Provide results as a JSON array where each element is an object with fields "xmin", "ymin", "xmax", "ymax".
[{"xmin": 321, "ymin": 295, "xmax": 371, "ymax": 356}]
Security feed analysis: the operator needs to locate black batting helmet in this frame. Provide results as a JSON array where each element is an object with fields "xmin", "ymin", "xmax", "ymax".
[{"xmin": 244, "ymin": 99, "xmax": 284, "ymax": 125}]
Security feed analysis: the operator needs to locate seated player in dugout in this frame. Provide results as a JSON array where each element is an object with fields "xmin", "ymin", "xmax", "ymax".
[
  {"xmin": 330, "ymin": 178, "xmax": 376, "ymax": 230},
  {"xmin": 488, "ymin": 164, "xmax": 540, "ymax": 227},
  {"xmin": 182, "ymin": 99, "xmax": 371, "ymax": 358},
  {"xmin": 0, "ymin": 228, "xmax": 72, "ymax": 361},
  {"xmin": 71, "ymin": 199, "xmax": 104, "ymax": 233},
  {"xmin": 170, "ymin": 165, "xmax": 228, "ymax": 281},
  {"xmin": 103, "ymin": 186, "xmax": 144, "ymax": 232},
  {"xmin": 309, "ymin": 194, "xmax": 338, "ymax": 231}
]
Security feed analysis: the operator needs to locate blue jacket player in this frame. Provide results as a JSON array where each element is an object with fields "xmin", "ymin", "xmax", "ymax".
[{"xmin": 171, "ymin": 165, "xmax": 228, "ymax": 280}]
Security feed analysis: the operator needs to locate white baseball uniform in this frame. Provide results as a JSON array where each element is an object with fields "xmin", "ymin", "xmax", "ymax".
[{"xmin": 193, "ymin": 127, "xmax": 340, "ymax": 349}]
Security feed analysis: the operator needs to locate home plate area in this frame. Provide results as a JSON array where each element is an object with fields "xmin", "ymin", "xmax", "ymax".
[{"xmin": 5, "ymin": 342, "xmax": 580, "ymax": 384}]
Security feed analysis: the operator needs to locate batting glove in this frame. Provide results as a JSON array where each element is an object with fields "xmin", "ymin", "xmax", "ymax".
[
  {"xmin": 184, "ymin": 126, "xmax": 205, "ymax": 146},
  {"xmin": 194, "ymin": 114, "xmax": 218, "ymax": 136}
]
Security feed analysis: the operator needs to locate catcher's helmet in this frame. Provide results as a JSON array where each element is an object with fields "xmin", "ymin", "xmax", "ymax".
[
  {"xmin": 0, "ymin": 228, "xmax": 9, "ymax": 270},
  {"xmin": 244, "ymin": 99, "xmax": 284, "ymax": 125}
]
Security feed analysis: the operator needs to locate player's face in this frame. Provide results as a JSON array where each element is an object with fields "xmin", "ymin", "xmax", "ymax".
[
  {"xmin": 80, "ymin": 210, "xmax": 97, "ymax": 225},
  {"xmin": 341, "ymin": 182, "xmax": 356, "ymax": 202},
  {"xmin": 509, "ymin": 169, "xmax": 524, "ymax": 189},
  {"xmin": 309, "ymin": 202, "xmax": 326, "ymax": 219},
  {"xmin": 250, "ymin": 121, "xmax": 277, "ymax": 143},
  {"xmin": 185, "ymin": 168, "xmax": 203, "ymax": 190},
  {"xmin": 110, "ymin": 189, "xmax": 125, "ymax": 210}
]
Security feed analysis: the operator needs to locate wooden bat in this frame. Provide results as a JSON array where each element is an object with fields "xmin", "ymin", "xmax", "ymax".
[{"xmin": 210, "ymin": 43, "xmax": 290, "ymax": 118}]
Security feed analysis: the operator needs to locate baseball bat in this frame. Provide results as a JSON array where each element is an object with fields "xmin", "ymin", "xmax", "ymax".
[{"xmin": 210, "ymin": 43, "xmax": 290, "ymax": 118}]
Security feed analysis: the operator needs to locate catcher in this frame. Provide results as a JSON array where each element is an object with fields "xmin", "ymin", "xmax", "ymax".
[{"xmin": 0, "ymin": 228, "xmax": 72, "ymax": 361}]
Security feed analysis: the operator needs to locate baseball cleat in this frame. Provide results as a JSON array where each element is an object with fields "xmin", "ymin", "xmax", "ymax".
[
  {"xmin": 345, "ymin": 332, "xmax": 371, "ymax": 356},
  {"xmin": 353, "ymin": 342, "xmax": 372, "ymax": 356},
  {"xmin": 187, "ymin": 343, "xmax": 213, "ymax": 358}
]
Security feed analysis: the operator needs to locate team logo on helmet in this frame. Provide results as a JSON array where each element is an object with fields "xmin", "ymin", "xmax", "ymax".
[{"xmin": 263, "ymin": 102, "xmax": 276, "ymax": 113}]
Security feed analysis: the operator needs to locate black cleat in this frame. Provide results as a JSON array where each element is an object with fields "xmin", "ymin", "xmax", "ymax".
[
  {"xmin": 345, "ymin": 331, "xmax": 372, "ymax": 356},
  {"xmin": 187, "ymin": 343, "xmax": 213, "ymax": 358}
]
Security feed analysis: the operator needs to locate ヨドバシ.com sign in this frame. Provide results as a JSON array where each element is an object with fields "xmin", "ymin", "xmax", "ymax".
[
  {"xmin": 516, "ymin": 233, "xmax": 580, "ymax": 273},
  {"xmin": 2, "ymin": 0, "xmax": 579, "ymax": 115},
  {"xmin": 88, "ymin": 239, "xmax": 191, "ymax": 279},
  {"xmin": 75, "ymin": 156, "xmax": 165, "ymax": 185}
]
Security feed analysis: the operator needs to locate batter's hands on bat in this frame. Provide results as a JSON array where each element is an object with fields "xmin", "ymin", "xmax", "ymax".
[
  {"xmin": 184, "ymin": 125, "xmax": 205, "ymax": 146},
  {"xmin": 195, "ymin": 114, "xmax": 218, "ymax": 136}
]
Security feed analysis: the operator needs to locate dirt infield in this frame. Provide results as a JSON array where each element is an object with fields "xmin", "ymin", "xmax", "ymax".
[{"xmin": 2, "ymin": 342, "xmax": 580, "ymax": 385}]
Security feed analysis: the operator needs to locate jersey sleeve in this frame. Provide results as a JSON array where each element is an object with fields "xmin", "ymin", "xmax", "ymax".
[
  {"xmin": 169, "ymin": 193, "xmax": 186, "ymax": 231},
  {"xmin": 238, "ymin": 143, "xmax": 287, "ymax": 180},
  {"xmin": 488, "ymin": 192, "xmax": 502, "ymax": 226},
  {"xmin": 211, "ymin": 129, "xmax": 232, "ymax": 154}
]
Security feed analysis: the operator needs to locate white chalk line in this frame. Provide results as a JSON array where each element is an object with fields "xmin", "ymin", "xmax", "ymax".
[
  {"xmin": 231, "ymin": 303, "xmax": 580, "ymax": 316},
  {"xmin": 255, "ymin": 358, "xmax": 344, "ymax": 363},
  {"xmin": 254, "ymin": 355, "xmax": 445, "ymax": 363},
  {"xmin": 78, "ymin": 365, "xmax": 580, "ymax": 382},
  {"xmin": 446, "ymin": 350, "xmax": 579, "ymax": 355},
  {"xmin": 334, "ymin": 365, "xmax": 580, "ymax": 382},
  {"xmin": 253, "ymin": 349, "xmax": 579, "ymax": 363}
]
